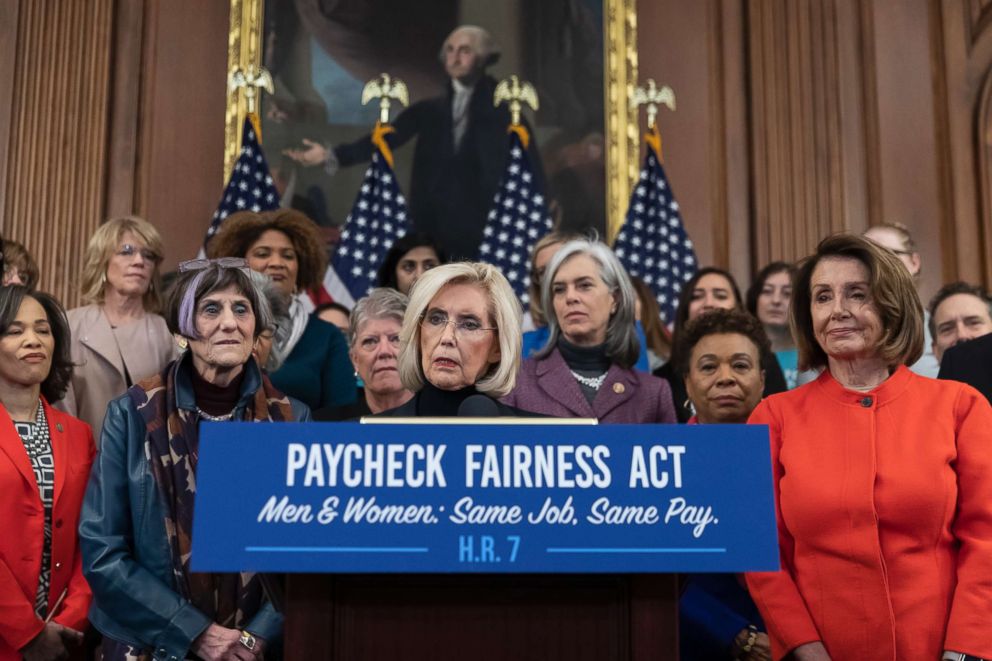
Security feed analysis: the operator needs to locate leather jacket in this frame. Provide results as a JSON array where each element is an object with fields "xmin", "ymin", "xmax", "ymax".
[{"xmin": 80, "ymin": 356, "xmax": 310, "ymax": 661}]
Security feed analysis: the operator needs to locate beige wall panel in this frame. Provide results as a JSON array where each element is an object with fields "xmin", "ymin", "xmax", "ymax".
[{"xmin": 1, "ymin": 0, "xmax": 113, "ymax": 308}]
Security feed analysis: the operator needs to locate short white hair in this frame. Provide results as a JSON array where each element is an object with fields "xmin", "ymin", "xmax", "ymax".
[
  {"xmin": 397, "ymin": 262, "xmax": 522, "ymax": 397},
  {"xmin": 440, "ymin": 25, "xmax": 500, "ymax": 67}
]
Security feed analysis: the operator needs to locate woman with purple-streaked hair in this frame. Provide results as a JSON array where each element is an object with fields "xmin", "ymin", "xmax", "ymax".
[{"xmin": 79, "ymin": 258, "xmax": 310, "ymax": 661}]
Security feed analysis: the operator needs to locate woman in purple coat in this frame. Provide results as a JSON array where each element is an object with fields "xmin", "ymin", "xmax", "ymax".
[{"xmin": 502, "ymin": 238, "xmax": 676, "ymax": 423}]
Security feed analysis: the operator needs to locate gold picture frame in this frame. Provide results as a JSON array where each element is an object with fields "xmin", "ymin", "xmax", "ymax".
[{"xmin": 224, "ymin": 0, "xmax": 638, "ymax": 241}]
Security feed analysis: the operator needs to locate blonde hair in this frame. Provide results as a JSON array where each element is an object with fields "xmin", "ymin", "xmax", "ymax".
[
  {"xmin": 792, "ymin": 233, "xmax": 924, "ymax": 371},
  {"xmin": 397, "ymin": 262, "xmax": 522, "ymax": 398},
  {"xmin": 80, "ymin": 216, "xmax": 164, "ymax": 311}
]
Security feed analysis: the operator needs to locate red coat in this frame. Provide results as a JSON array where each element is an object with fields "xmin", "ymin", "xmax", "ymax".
[
  {"xmin": 0, "ymin": 400, "xmax": 95, "ymax": 659},
  {"xmin": 746, "ymin": 367, "xmax": 992, "ymax": 660}
]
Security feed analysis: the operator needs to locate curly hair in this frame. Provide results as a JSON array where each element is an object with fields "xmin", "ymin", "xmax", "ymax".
[
  {"xmin": 207, "ymin": 209, "xmax": 328, "ymax": 292},
  {"xmin": 0, "ymin": 286, "xmax": 74, "ymax": 402},
  {"xmin": 676, "ymin": 308, "xmax": 773, "ymax": 379}
]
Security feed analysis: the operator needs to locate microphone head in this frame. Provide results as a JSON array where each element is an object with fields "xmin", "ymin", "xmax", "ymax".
[{"xmin": 457, "ymin": 394, "xmax": 500, "ymax": 417}]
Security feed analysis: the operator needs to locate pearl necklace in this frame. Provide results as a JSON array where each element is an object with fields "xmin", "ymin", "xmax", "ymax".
[
  {"xmin": 570, "ymin": 370, "xmax": 607, "ymax": 390},
  {"xmin": 195, "ymin": 407, "xmax": 236, "ymax": 422}
]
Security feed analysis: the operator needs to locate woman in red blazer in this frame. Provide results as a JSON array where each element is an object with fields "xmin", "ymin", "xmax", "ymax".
[
  {"xmin": 0, "ymin": 286, "xmax": 94, "ymax": 661},
  {"xmin": 746, "ymin": 235, "xmax": 992, "ymax": 660}
]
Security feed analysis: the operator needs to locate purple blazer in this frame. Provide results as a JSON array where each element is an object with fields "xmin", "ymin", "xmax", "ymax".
[{"xmin": 502, "ymin": 347, "xmax": 677, "ymax": 423}]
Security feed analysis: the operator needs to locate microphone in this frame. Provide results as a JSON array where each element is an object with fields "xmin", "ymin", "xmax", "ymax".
[{"xmin": 457, "ymin": 394, "xmax": 500, "ymax": 417}]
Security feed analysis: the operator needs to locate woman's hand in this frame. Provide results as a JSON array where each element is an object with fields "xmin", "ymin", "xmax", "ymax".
[
  {"xmin": 192, "ymin": 623, "xmax": 265, "ymax": 660},
  {"xmin": 20, "ymin": 622, "xmax": 83, "ymax": 661},
  {"xmin": 733, "ymin": 626, "xmax": 772, "ymax": 660},
  {"xmin": 791, "ymin": 641, "xmax": 831, "ymax": 660}
]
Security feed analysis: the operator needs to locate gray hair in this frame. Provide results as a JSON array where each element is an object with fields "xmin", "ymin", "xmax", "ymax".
[
  {"xmin": 440, "ymin": 25, "xmax": 500, "ymax": 67},
  {"xmin": 349, "ymin": 287, "xmax": 409, "ymax": 346},
  {"xmin": 397, "ymin": 262, "xmax": 522, "ymax": 397},
  {"xmin": 536, "ymin": 238, "xmax": 640, "ymax": 368},
  {"xmin": 165, "ymin": 263, "xmax": 273, "ymax": 340}
]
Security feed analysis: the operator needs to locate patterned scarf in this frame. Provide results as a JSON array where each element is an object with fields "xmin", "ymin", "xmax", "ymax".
[{"xmin": 104, "ymin": 358, "xmax": 292, "ymax": 660}]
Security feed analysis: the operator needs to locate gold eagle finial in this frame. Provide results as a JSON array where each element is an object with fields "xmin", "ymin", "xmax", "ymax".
[
  {"xmin": 493, "ymin": 75, "xmax": 539, "ymax": 127},
  {"xmin": 361, "ymin": 74, "xmax": 409, "ymax": 125},
  {"xmin": 228, "ymin": 65, "xmax": 275, "ymax": 115},
  {"xmin": 631, "ymin": 79, "xmax": 676, "ymax": 129}
]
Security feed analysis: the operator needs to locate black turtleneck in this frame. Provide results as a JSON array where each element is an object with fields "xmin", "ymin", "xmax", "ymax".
[
  {"xmin": 191, "ymin": 367, "xmax": 245, "ymax": 417},
  {"xmin": 557, "ymin": 337, "xmax": 610, "ymax": 404},
  {"xmin": 415, "ymin": 382, "xmax": 481, "ymax": 417}
]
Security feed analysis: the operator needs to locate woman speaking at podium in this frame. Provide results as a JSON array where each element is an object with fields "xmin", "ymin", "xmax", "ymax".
[
  {"xmin": 80, "ymin": 259, "xmax": 310, "ymax": 661},
  {"xmin": 379, "ymin": 262, "xmax": 534, "ymax": 417}
]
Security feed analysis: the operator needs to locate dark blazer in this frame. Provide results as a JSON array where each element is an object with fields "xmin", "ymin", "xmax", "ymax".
[
  {"xmin": 335, "ymin": 75, "xmax": 543, "ymax": 259},
  {"xmin": 502, "ymin": 347, "xmax": 677, "ymax": 423},
  {"xmin": 0, "ymin": 400, "xmax": 95, "ymax": 659},
  {"xmin": 938, "ymin": 333, "xmax": 992, "ymax": 404},
  {"xmin": 378, "ymin": 391, "xmax": 537, "ymax": 418},
  {"xmin": 269, "ymin": 315, "xmax": 356, "ymax": 412}
]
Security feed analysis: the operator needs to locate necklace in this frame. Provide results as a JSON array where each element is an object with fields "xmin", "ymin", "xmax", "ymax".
[
  {"xmin": 570, "ymin": 370, "xmax": 607, "ymax": 390},
  {"xmin": 195, "ymin": 407, "xmax": 236, "ymax": 422}
]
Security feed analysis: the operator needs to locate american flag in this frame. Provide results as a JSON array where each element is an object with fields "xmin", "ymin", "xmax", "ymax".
[
  {"xmin": 613, "ymin": 138, "xmax": 697, "ymax": 323},
  {"xmin": 329, "ymin": 148, "xmax": 411, "ymax": 303},
  {"xmin": 204, "ymin": 115, "xmax": 280, "ymax": 250},
  {"xmin": 477, "ymin": 129, "xmax": 553, "ymax": 305}
]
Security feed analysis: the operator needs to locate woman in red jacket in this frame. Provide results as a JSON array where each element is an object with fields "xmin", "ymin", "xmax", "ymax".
[
  {"xmin": 746, "ymin": 235, "xmax": 992, "ymax": 660},
  {"xmin": 0, "ymin": 286, "xmax": 95, "ymax": 660}
]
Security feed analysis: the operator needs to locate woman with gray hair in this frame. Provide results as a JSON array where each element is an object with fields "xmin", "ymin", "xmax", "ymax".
[
  {"xmin": 315, "ymin": 288, "xmax": 414, "ymax": 419},
  {"xmin": 80, "ymin": 258, "xmax": 310, "ymax": 661},
  {"xmin": 503, "ymin": 238, "xmax": 676, "ymax": 423},
  {"xmin": 378, "ymin": 262, "xmax": 536, "ymax": 417}
]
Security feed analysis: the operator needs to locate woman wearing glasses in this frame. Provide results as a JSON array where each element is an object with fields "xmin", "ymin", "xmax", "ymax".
[
  {"xmin": 314, "ymin": 288, "xmax": 414, "ymax": 419},
  {"xmin": 80, "ymin": 259, "xmax": 311, "ymax": 661},
  {"xmin": 60, "ymin": 217, "xmax": 176, "ymax": 438},
  {"xmin": 209, "ymin": 209, "xmax": 356, "ymax": 411},
  {"xmin": 503, "ymin": 238, "xmax": 676, "ymax": 423},
  {"xmin": 379, "ymin": 262, "xmax": 533, "ymax": 417}
]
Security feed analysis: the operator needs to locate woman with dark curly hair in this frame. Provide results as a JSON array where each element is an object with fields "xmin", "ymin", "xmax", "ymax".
[
  {"xmin": 209, "ymin": 209, "xmax": 356, "ymax": 410},
  {"xmin": 0, "ymin": 286, "xmax": 95, "ymax": 661},
  {"xmin": 677, "ymin": 308, "xmax": 771, "ymax": 661},
  {"xmin": 655, "ymin": 267, "xmax": 787, "ymax": 422}
]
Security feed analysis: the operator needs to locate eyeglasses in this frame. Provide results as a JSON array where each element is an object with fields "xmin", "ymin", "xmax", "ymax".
[
  {"xmin": 116, "ymin": 244, "xmax": 162, "ymax": 263},
  {"xmin": 357, "ymin": 334, "xmax": 402, "ymax": 352},
  {"xmin": 420, "ymin": 310, "xmax": 496, "ymax": 338},
  {"xmin": 178, "ymin": 257, "xmax": 250, "ymax": 273}
]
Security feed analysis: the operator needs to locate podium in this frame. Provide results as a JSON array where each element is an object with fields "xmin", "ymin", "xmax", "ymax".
[
  {"xmin": 191, "ymin": 421, "xmax": 778, "ymax": 660},
  {"xmin": 284, "ymin": 573, "xmax": 678, "ymax": 659}
]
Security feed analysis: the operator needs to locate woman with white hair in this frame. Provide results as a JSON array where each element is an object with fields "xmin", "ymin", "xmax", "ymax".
[
  {"xmin": 378, "ymin": 262, "xmax": 535, "ymax": 417},
  {"xmin": 502, "ymin": 238, "xmax": 677, "ymax": 423}
]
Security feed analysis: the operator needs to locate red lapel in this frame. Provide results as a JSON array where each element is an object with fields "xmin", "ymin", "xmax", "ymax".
[{"xmin": 0, "ymin": 402, "xmax": 40, "ymax": 489}]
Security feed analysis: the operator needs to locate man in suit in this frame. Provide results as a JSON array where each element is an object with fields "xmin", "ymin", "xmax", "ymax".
[
  {"xmin": 938, "ymin": 333, "xmax": 992, "ymax": 403},
  {"xmin": 286, "ymin": 26, "xmax": 541, "ymax": 260},
  {"xmin": 927, "ymin": 281, "xmax": 992, "ymax": 364}
]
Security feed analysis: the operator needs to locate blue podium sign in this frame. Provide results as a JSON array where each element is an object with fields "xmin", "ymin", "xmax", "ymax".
[{"xmin": 191, "ymin": 422, "xmax": 779, "ymax": 573}]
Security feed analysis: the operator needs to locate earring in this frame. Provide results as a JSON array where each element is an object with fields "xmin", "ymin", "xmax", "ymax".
[
  {"xmin": 682, "ymin": 398, "xmax": 695, "ymax": 413},
  {"xmin": 176, "ymin": 337, "xmax": 188, "ymax": 351}
]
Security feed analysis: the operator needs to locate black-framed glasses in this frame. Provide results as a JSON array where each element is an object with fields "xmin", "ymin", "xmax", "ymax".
[
  {"xmin": 116, "ymin": 243, "xmax": 162, "ymax": 263},
  {"xmin": 420, "ymin": 310, "xmax": 496, "ymax": 338},
  {"xmin": 178, "ymin": 257, "xmax": 250, "ymax": 273}
]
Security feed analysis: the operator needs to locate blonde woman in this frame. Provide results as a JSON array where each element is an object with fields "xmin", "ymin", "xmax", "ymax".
[
  {"xmin": 379, "ymin": 262, "xmax": 534, "ymax": 417},
  {"xmin": 59, "ymin": 217, "xmax": 176, "ymax": 437}
]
